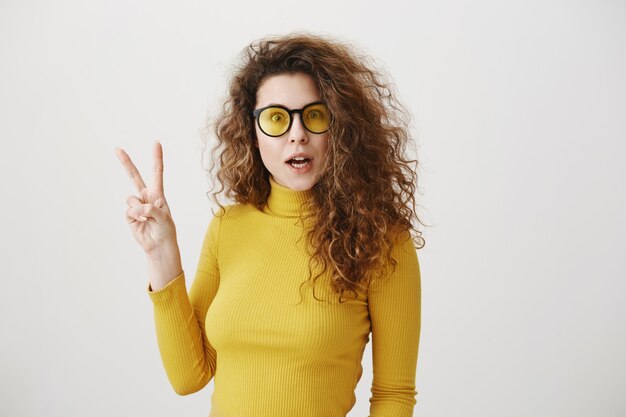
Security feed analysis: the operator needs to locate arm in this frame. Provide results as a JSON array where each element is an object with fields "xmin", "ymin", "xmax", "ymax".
[
  {"xmin": 146, "ymin": 212, "xmax": 222, "ymax": 395},
  {"xmin": 367, "ymin": 231, "xmax": 422, "ymax": 417}
]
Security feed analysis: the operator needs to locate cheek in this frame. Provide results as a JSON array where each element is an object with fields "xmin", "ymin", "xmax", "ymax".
[
  {"xmin": 256, "ymin": 139, "xmax": 281, "ymax": 164},
  {"xmin": 317, "ymin": 136, "xmax": 330, "ymax": 168},
  {"xmin": 318, "ymin": 135, "xmax": 329, "ymax": 155}
]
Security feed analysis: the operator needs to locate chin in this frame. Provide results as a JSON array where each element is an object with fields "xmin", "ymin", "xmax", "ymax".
[{"xmin": 276, "ymin": 173, "xmax": 317, "ymax": 191}]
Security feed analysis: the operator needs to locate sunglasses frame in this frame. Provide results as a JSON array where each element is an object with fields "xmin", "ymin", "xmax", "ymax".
[{"xmin": 252, "ymin": 101, "xmax": 330, "ymax": 137}]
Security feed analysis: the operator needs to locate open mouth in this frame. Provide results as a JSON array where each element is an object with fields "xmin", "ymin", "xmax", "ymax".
[
  {"xmin": 285, "ymin": 157, "xmax": 313, "ymax": 173},
  {"xmin": 286, "ymin": 158, "xmax": 311, "ymax": 168}
]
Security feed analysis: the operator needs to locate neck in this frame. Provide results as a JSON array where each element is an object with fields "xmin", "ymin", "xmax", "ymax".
[{"xmin": 264, "ymin": 175, "xmax": 314, "ymax": 218}]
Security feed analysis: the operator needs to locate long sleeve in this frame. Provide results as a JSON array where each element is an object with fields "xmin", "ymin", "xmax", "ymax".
[
  {"xmin": 142, "ymin": 175, "xmax": 423, "ymax": 417},
  {"xmin": 147, "ymin": 212, "xmax": 222, "ymax": 395},
  {"xmin": 367, "ymin": 231, "xmax": 422, "ymax": 417}
]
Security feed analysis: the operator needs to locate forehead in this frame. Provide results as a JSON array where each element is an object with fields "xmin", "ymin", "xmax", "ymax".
[{"xmin": 255, "ymin": 72, "xmax": 321, "ymax": 108}]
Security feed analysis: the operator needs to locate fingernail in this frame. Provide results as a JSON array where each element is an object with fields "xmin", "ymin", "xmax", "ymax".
[
  {"xmin": 139, "ymin": 215, "xmax": 148, "ymax": 221},
  {"xmin": 155, "ymin": 198, "xmax": 162, "ymax": 207}
]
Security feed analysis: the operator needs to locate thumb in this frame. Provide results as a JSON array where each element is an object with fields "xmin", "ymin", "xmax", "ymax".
[{"xmin": 138, "ymin": 202, "xmax": 169, "ymax": 223}]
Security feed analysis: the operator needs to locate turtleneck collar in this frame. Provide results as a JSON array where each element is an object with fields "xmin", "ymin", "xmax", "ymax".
[{"xmin": 263, "ymin": 175, "xmax": 314, "ymax": 218}]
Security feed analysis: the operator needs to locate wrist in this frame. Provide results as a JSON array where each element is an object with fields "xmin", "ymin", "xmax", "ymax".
[{"xmin": 146, "ymin": 240, "xmax": 180, "ymax": 260}]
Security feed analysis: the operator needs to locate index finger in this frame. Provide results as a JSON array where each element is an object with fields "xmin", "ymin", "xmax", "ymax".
[
  {"xmin": 115, "ymin": 147, "xmax": 147, "ymax": 194},
  {"xmin": 153, "ymin": 140, "xmax": 164, "ymax": 195}
]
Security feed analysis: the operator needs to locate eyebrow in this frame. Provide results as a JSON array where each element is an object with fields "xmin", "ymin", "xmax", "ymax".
[{"xmin": 262, "ymin": 101, "xmax": 321, "ymax": 109}]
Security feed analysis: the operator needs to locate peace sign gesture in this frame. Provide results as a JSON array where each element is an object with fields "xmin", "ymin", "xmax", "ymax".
[{"xmin": 115, "ymin": 140, "xmax": 178, "ymax": 256}]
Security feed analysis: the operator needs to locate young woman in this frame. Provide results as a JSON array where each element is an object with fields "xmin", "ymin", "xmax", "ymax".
[{"xmin": 115, "ymin": 32, "xmax": 425, "ymax": 417}]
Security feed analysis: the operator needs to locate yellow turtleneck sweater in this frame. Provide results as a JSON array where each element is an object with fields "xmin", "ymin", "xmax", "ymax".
[{"xmin": 147, "ymin": 175, "xmax": 421, "ymax": 417}]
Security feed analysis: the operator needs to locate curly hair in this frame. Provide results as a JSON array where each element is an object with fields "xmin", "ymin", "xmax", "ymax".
[{"xmin": 202, "ymin": 31, "xmax": 427, "ymax": 303}]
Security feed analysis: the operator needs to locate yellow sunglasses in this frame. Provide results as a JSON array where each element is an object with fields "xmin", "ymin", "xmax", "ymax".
[{"xmin": 252, "ymin": 101, "xmax": 330, "ymax": 137}]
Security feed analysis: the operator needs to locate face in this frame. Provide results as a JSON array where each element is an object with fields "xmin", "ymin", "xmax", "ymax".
[{"xmin": 254, "ymin": 72, "xmax": 329, "ymax": 191}]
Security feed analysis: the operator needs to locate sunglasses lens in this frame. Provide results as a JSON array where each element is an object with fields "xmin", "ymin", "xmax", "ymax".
[
  {"xmin": 303, "ymin": 103, "xmax": 330, "ymax": 133},
  {"xmin": 259, "ymin": 107, "xmax": 290, "ymax": 136}
]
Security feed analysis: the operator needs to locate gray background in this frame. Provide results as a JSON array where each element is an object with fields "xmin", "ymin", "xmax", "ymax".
[{"xmin": 1, "ymin": 0, "xmax": 624, "ymax": 416}]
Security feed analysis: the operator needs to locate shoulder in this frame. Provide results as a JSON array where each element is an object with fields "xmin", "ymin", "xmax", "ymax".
[
  {"xmin": 387, "ymin": 225, "xmax": 414, "ymax": 250},
  {"xmin": 203, "ymin": 203, "xmax": 258, "ymax": 246},
  {"xmin": 207, "ymin": 202, "xmax": 259, "ymax": 229},
  {"xmin": 211, "ymin": 202, "xmax": 258, "ymax": 221}
]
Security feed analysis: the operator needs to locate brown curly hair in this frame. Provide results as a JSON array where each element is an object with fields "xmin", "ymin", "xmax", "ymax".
[{"xmin": 202, "ymin": 31, "xmax": 427, "ymax": 303}]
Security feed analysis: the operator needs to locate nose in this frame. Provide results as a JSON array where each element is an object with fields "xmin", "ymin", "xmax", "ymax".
[{"xmin": 288, "ymin": 113, "xmax": 309, "ymax": 143}]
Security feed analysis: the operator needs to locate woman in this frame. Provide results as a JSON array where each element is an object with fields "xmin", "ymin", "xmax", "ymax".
[{"xmin": 115, "ymin": 32, "xmax": 425, "ymax": 417}]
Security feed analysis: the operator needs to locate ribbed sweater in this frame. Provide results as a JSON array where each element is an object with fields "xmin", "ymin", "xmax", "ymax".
[{"xmin": 147, "ymin": 175, "xmax": 421, "ymax": 417}]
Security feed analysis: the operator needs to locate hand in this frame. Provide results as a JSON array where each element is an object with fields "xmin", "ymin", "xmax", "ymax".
[{"xmin": 115, "ymin": 140, "xmax": 178, "ymax": 256}]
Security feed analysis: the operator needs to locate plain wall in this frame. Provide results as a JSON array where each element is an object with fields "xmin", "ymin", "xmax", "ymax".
[{"xmin": 1, "ymin": 0, "xmax": 624, "ymax": 416}]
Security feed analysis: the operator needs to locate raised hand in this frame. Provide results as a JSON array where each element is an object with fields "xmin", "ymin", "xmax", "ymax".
[{"xmin": 115, "ymin": 140, "xmax": 178, "ymax": 256}]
